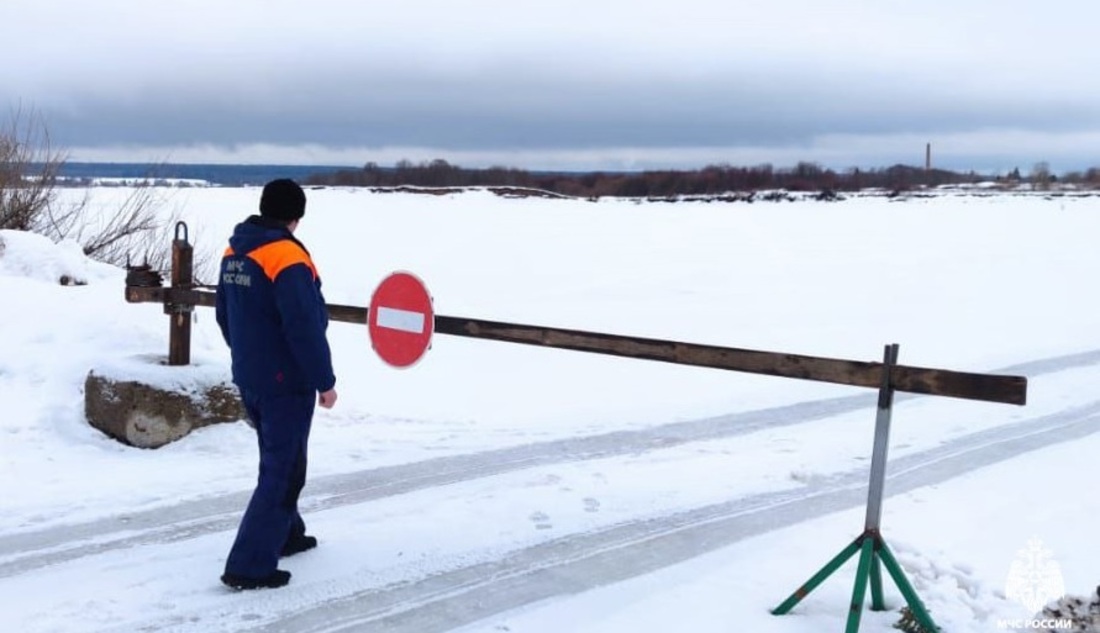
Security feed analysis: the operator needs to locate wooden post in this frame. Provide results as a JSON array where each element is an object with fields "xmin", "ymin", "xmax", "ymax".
[{"xmin": 167, "ymin": 222, "xmax": 193, "ymax": 366}]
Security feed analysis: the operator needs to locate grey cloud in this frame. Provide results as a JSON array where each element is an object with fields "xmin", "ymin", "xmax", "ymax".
[{"xmin": 34, "ymin": 70, "xmax": 1100, "ymax": 155}]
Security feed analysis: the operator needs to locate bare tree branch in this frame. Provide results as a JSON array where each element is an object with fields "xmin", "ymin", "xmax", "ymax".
[
  {"xmin": 2, "ymin": 107, "xmax": 205, "ymax": 281},
  {"xmin": 0, "ymin": 105, "xmax": 65, "ymax": 230}
]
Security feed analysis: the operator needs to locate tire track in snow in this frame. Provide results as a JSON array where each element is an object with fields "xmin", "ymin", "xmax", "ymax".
[
  {"xmin": 108, "ymin": 400, "xmax": 1100, "ymax": 633},
  {"xmin": 0, "ymin": 393, "xmax": 869, "ymax": 577},
  {"xmin": 1, "ymin": 348, "xmax": 1098, "ymax": 578}
]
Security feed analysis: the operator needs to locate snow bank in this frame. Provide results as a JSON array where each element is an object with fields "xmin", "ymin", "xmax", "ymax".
[{"xmin": 0, "ymin": 229, "xmax": 119, "ymax": 285}]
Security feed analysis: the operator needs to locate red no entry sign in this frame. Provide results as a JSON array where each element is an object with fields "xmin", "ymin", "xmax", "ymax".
[{"xmin": 367, "ymin": 272, "xmax": 434, "ymax": 368}]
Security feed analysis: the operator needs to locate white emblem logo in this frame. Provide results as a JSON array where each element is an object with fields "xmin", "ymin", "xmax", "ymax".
[{"xmin": 1005, "ymin": 537, "xmax": 1066, "ymax": 614}]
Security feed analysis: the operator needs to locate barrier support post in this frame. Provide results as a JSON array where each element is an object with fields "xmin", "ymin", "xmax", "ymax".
[
  {"xmin": 771, "ymin": 344, "xmax": 940, "ymax": 633},
  {"xmin": 167, "ymin": 222, "xmax": 194, "ymax": 366}
]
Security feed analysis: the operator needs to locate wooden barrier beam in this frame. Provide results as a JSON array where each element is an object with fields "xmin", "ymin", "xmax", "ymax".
[
  {"xmin": 433, "ymin": 316, "xmax": 1026, "ymax": 406},
  {"xmin": 124, "ymin": 287, "xmax": 1027, "ymax": 406}
]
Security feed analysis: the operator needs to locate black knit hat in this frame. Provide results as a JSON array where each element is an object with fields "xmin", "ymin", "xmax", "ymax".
[{"xmin": 259, "ymin": 179, "xmax": 306, "ymax": 222}]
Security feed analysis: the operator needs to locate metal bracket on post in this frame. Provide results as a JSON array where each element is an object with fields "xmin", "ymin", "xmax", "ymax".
[
  {"xmin": 167, "ymin": 221, "xmax": 194, "ymax": 366},
  {"xmin": 772, "ymin": 343, "xmax": 940, "ymax": 633}
]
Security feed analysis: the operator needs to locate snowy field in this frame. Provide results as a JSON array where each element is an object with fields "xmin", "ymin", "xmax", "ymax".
[{"xmin": 1, "ymin": 186, "xmax": 1098, "ymax": 632}]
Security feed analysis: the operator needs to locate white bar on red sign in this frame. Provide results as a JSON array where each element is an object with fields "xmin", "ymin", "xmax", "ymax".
[{"xmin": 376, "ymin": 306, "xmax": 426, "ymax": 334}]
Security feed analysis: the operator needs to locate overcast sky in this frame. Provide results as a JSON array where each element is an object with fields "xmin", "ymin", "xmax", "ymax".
[{"xmin": 2, "ymin": 0, "xmax": 1098, "ymax": 172}]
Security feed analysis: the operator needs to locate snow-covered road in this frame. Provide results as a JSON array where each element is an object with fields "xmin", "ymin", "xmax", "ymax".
[{"xmin": 3, "ymin": 359, "xmax": 1097, "ymax": 631}]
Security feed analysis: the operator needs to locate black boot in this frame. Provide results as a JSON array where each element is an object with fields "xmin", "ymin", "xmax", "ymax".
[
  {"xmin": 221, "ymin": 569, "xmax": 291, "ymax": 590},
  {"xmin": 281, "ymin": 535, "xmax": 318, "ymax": 558}
]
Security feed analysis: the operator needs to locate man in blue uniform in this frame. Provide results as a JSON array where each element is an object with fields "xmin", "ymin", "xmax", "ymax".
[{"xmin": 216, "ymin": 178, "xmax": 338, "ymax": 590}]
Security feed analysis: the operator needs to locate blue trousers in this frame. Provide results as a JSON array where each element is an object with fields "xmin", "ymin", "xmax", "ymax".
[{"xmin": 224, "ymin": 390, "xmax": 314, "ymax": 578}]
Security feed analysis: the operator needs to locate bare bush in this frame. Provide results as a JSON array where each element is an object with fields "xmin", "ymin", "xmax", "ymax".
[
  {"xmin": 47, "ymin": 185, "xmax": 215, "ymax": 284},
  {"xmin": 72, "ymin": 186, "xmax": 165, "ymax": 264},
  {"xmin": 0, "ymin": 108, "xmax": 201, "ymax": 279},
  {"xmin": 0, "ymin": 106, "xmax": 64, "ymax": 230}
]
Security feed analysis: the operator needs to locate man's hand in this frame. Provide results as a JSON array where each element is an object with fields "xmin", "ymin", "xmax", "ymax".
[{"xmin": 318, "ymin": 388, "xmax": 338, "ymax": 409}]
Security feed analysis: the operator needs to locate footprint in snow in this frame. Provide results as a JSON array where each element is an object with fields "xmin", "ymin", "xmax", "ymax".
[
  {"xmin": 583, "ymin": 498, "xmax": 601, "ymax": 513},
  {"xmin": 529, "ymin": 511, "xmax": 552, "ymax": 530}
]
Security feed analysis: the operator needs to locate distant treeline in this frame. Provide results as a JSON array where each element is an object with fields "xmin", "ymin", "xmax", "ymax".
[{"xmin": 304, "ymin": 159, "xmax": 1100, "ymax": 198}]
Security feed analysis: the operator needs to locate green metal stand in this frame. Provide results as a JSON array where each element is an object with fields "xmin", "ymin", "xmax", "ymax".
[
  {"xmin": 771, "ymin": 345, "xmax": 939, "ymax": 633},
  {"xmin": 772, "ymin": 530, "xmax": 937, "ymax": 632}
]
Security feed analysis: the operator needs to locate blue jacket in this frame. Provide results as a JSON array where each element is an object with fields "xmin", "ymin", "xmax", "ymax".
[{"xmin": 216, "ymin": 216, "xmax": 336, "ymax": 396}]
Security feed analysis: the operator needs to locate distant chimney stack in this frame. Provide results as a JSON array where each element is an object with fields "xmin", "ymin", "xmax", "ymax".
[{"xmin": 925, "ymin": 143, "xmax": 931, "ymax": 171}]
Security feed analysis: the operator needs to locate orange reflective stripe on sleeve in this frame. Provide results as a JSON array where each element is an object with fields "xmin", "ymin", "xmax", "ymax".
[
  {"xmin": 245, "ymin": 240, "xmax": 317, "ymax": 282},
  {"xmin": 224, "ymin": 246, "xmax": 235, "ymax": 257}
]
